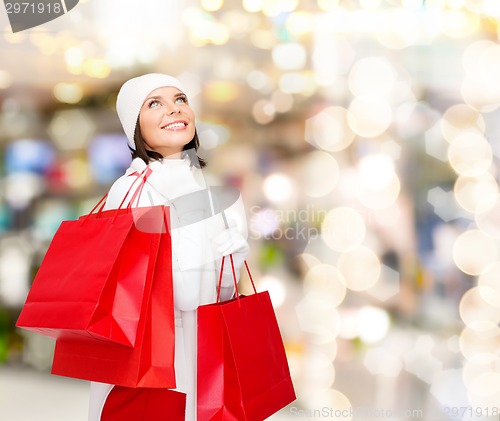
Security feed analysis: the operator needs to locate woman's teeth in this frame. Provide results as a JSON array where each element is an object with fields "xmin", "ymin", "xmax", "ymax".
[{"xmin": 164, "ymin": 122, "xmax": 185, "ymax": 129}]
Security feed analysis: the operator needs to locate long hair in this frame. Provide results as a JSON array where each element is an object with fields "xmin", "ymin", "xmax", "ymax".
[{"xmin": 130, "ymin": 118, "xmax": 207, "ymax": 168}]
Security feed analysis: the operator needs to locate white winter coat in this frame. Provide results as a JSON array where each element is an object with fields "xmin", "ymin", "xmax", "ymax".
[{"xmin": 88, "ymin": 154, "xmax": 248, "ymax": 421}]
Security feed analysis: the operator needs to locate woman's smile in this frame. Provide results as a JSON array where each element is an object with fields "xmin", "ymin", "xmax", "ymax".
[
  {"xmin": 162, "ymin": 120, "xmax": 188, "ymax": 130},
  {"xmin": 139, "ymin": 86, "xmax": 196, "ymax": 156}
]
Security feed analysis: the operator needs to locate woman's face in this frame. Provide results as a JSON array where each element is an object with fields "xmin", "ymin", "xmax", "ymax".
[{"xmin": 138, "ymin": 86, "xmax": 196, "ymax": 157}]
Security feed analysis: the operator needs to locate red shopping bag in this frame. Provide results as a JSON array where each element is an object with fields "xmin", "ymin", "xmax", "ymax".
[
  {"xmin": 16, "ymin": 169, "xmax": 158, "ymax": 347},
  {"xmin": 197, "ymin": 257, "xmax": 296, "ymax": 421},
  {"xmin": 101, "ymin": 386, "xmax": 186, "ymax": 421},
  {"xmin": 51, "ymin": 205, "xmax": 176, "ymax": 388}
]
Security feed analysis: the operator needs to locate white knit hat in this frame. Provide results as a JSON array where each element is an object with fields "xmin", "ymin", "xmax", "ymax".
[{"xmin": 116, "ymin": 73, "xmax": 187, "ymax": 149}]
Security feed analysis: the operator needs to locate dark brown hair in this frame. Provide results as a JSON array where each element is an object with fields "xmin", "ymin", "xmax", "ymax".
[{"xmin": 130, "ymin": 118, "xmax": 207, "ymax": 168}]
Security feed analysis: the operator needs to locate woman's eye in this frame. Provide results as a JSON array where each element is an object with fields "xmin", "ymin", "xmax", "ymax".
[
  {"xmin": 175, "ymin": 96, "xmax": 187, "ymax": 104},
  {"xmin": 149, "ymin": 99, "xmax": 160, "ymax": 108}
]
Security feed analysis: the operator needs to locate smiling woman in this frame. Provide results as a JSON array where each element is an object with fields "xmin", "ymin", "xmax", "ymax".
[
  {"xmin": 115, "ymin": 74, "xmax": 206, "ymax": 167},
  {"xmin": 138, "ymin": 87, "xmax": 196, "ymax": 158},
  {"xmin": 85, "ymin": 73, "xmax": 249, "ymax": 421}
]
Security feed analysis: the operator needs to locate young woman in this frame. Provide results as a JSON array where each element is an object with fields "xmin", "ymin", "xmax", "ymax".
[{"xmin": 88, "ymin": 73, "xmax": 249, "ymax": 421}]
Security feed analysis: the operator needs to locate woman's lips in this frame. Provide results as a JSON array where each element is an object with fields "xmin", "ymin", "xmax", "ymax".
[{"xmin": 162, "ymin": 121, "xmax": 187, "ymax": 130}]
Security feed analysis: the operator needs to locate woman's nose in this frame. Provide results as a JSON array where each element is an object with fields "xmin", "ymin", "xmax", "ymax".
[{"xmin": 166, "ymin": 102, "xmax": 180, "ymax": 115}]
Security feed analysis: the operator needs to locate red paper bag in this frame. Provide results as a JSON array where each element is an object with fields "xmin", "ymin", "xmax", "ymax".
[
  {"xmin": 16, "ymin": 180, "xmax": 161, "ymax": 348},
  {"xmin": 51, "ymin": 206, "xmax": 176, "ymax": 388},
  {"xmin": 101, "ymin": 387, "xmax": 186, "ymax": 421},
  {"xmin": 197, "ymin": 258, "xmax": 296, "ymax": 420}
]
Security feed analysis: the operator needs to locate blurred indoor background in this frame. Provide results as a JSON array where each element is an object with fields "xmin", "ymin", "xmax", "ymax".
[{"xmin": 2, "ymin": 0, "xmax": 500, "ymax": 420}]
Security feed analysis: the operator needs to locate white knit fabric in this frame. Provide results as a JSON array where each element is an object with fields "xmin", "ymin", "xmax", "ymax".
[
  {"xmin": 88, "ymin": 154, "xmax": 249, "ymax": 421},
  {"xmin": 116, "ymin": 73, "xmax": 187, "ymax": 149}
]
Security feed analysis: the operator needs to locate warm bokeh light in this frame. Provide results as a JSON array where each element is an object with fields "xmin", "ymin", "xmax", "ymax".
[
  {"xmin": 300, "ymin": 151, "xmax": 339, "ymax": 198},
  {"xmin": 272, "ymin": 43, "xmax": 307, "ymax": 71},
  {"xmin": 301, "ymin": 350, "xmax": 336, "ymax": 388},
  {"xmin": 258, "ymin": 275, "xmax": 287, "ymax": 308},
  {"xmin": 348, "ymin": 57, "xmax": 396, "ymax": 97},
  {"xmin": 271, "ymin": 89, "xmax": 294, "ymax": 113},
  {"xmin": 459, "ymin": 287, "xmax": 500, "ymax": 331},
  {"xmin": 252, "ymin": 99, "xmax": 276, "ymax": 124},
  {"xmin": 356, "ymin": 154, "xmax": 401, "ymax": 209},
  {"xmin": 461, "ymin": 41, "xmax": 500, "ymax": 111},
  {"xmin": 453, "ymin": 173, "xmax": 499, "ymax": 214},
  {"xmin": 475, "ymin": 197, "xmax": 500, "ymax": 238},
  {"xmin": 305, "ymin": 106, "xmax": 356, "ymax": 152},
  {"xmin": 364, "ymin": 346, "xmax": 403, "ymax": 377},
  {"xmin": 53, "ymin": 83, "xmax": 84, "ymax": 104},
  {"xmin": 441, "ymin": 9, "xmax": 480, "ymax": 39},
  {"xmin": 317, "ymin": 0, "xmax": 340, "ymax": 12},
  {"xmin": 285, "ymin": 11, "xmax": 314, "ymax": 36},
  {"xmin": 459, "ymin": 324, "xmax": 500, "ymax": 364},
  {"xmin": 0, "ymin": 240, "xmax": 30, "ymax": 306},
  {"xmin": 337, "ymin": 246, "xmax": 381, "ymax": 291},
  {"xmin": 477, "ymin": 262, "xmax": 500, "ymax": 307},
  {"xmin": 303, "ymin": 264, "xmax": 346, "ymax": 307},
  {"xmin": 242, "ymin": 0, "xmax": 263, "ymax": 13},
  {"xmin": 296, "ymin": 291, "xmax": 341, "ymax": 344},
  {"xmin": 347, "ymin": 95, "xmax": 392, "ymax": 137},
  {"xmin": 453, "ymin": 230, "xmax": 498, "ymax": 276},
  {"xmin": 358, "ymin": 154, "xmax": 395, "ymax": 191},
  {"xmin": 302, "ymin": 388, "xmax": 352, "ymax": 418},
  {"xmin": 205, "ymin": 81, "xmax": 240, "ymax": 102},
  {"xmin": 447, "ymin": 131, "xmax": 492, "ymax": 177},
  {"xmin": 48, "ymin": 109, "xmax": 95, "ymax": 151},
  {"xmin": 440, "ymin": 103, "xmax": 485, "ymax": 144},
  {"xmin": 201, "ymin": 0, "xmax": 223, "ymax": 12},
  {"xmin": 356, "ymin": 306, "xmax": 390, "ymax": 344},
  {"xmin": 462, "ymin": 359, "xmax": 500, "ymax": 390},
  {"xmin": 321, "ymin": 207, "xmax": 366, "ymax": 252},
  {"xmin": 261, "ymin": 0, "xmax": 298, "ymax": 17},
  {"xmin": 262, "ymin": 173, "xmax": 294, "ymax": 204}
]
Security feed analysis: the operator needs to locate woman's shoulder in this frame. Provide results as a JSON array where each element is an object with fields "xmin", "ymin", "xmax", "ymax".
[{"xmin": 104, "ymin": 158, "xmax": 147, "ymax": 209}]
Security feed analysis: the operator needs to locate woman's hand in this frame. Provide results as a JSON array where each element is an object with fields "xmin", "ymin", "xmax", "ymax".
[{"xmin": 212, "ymin": 217, "xmax": 249, "ymax": 270}]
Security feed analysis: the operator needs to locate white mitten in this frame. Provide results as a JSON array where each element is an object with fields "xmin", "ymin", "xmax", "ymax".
[{"xmin": 212, "ymin": 217, "xmax": 249, "ymax": 298}]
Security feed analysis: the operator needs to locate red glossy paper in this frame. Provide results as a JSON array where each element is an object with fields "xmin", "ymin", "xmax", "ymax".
[
  {"xmin": 198, "ymin": 286, "xmax": 296, "ymax": 420},
  {"xmin": 51, "ymin": 206, "xmax": 175, "ymax": 388},
  {"xmin": 101, "ymin": 386, "xmax": 186, "ymax": 421},
  {"xmin": 16, "ymin": 205, "xmax": 164, "ymax": 347}
]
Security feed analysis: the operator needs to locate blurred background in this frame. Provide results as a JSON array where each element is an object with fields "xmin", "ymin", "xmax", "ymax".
[{"xmin": 2, "ymin": 0, "xmax": 500, "ymax": 420}]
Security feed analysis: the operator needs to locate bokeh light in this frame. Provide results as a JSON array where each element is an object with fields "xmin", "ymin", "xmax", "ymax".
[
  {"xmin": 357, "ymin": 306, "xmax": 390, "ymax": 344},
  {"xmin": 296, "ymin": 291, "xmax": 341, "ymax": 344},
  {"xmin": 303, "ymin": 264, "xmax": 346, "ymax": 307},
  {"xmin": 347, "ymin": 95, "xmax": 392, "ymax": 138},
  {"xmin": 305, "ymin": 106, "xmax": 356, "ymax": 152},
  {"xmin": 461, "ymin": 40, "xmax": 500, "ymax": 111},
  {"xmin": 477, "ymin": 263, "xmax": 500, "ymax": 307},
  {"xmin": 440, "ymin": 103, "xmax": 485, "ymax": 143},
  {"xmin": 475, "ymin": 197, "xmax": 500, "ymax": 238},
  {"xmin": 459, "ymin": 324, "xmax": 500, "ymax": 364},
  {"xmin": 272, "ymin": 43, "xmax": 307, "ymax": 71},
  {"xmin": 337, "ymin": 246, "xmax": 381, "ymax": 291},
  {"xmin": 447, "ymin": 131, "xmax": 492, "ymax": 177},
  {"xmin": 262, "ymin": 173, "xmax": 294, "ymax": 204},
  {"xmin": 459, "ymin": 287, "xmax": 500, "ymax": 331},
  {"xmin": 321, "ymin": 207, "xmax": 366, "ymax": 252},
  {"xmin": 453, "ymin": 230, "xmax": 498, "ymax": 276},
  {"xmin": 356, "ymin": 154, "xmax": 401, "ymax": 209},
  {"xmin": 348, "ymin": 57, "xmax": 396, "ymax": 97},
  {"xmin": 453, "ymin": 173, "xmax": 499, "ymax": 214},
  {"xmin": 300, "ymin": 151, "xmax": 339, "ymax": 198}
]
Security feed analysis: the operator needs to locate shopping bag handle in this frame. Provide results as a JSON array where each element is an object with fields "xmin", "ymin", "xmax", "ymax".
[
  {"xmin": 216, "ymin": 256, "xmax": 256, "ymax": 303},
  {"xmin": 80, "ymin": 167, "xmax": 152, "ymax": 225},
  {"xmin": 117, "ymin": 167, "xmax": 153, "ymax": 211}
]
